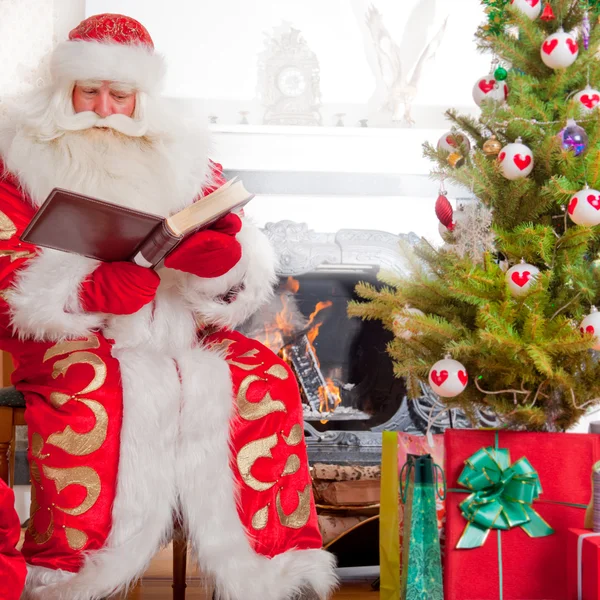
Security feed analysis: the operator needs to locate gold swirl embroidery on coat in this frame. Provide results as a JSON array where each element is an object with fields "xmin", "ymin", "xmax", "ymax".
[
  {"xmin": 65, "ymin": 527, "xmax": 88, "ymax": 550},
  {"xmin": 207, "ymin": 338, "xmax": 235, "ymax": 356},
  {"xmin": 47, "ymin": 399, "xmax": 108, "ymax": 456},
  {"xmin": 228, "ymin": 360, "xmax": 264, "ymax": 371},
  {"xmin": 0, "ymin": 211, "xmax": 17, "ymax": 240},
  {"xmin": 43, "ymin": 465, "xmax": 101, "ymax": 516},
  {"xmin": 43, "ymin": 336, "xmax": 100, "ymax": 361},
  {"xmin": 28, "ymin": 483, "xmax": 54, "ymax": 545},
  {"xmin": 276, "ymin": 484, "xmax": 311, "ymax": 529},
  {"xmin": 51, "ymin": 352, "xmax": 107, "ymax": 394},
  {"xmin": 31, "ymin": 432, "xmax": 50, "ymax": 459},
  {"xmin": 45, "ymin": 348, "xmax": 109, "ymax": 455},
  {"xmin": 237, "ymin": 434, "xmax": 278, "ymax": 492},
  {"xmin": 0, "ymin": 249, "xmax": 36, "ymax": 262},
  {"xmin": 251, "ymin": 505, "xmax": 270, "ymax": 531},
  {"xmin": 29, "ymin": 460, "xmax": 41, "ymax": 483},
  {"xmin": 239, "ymin": 349, "xmax": 260, "ymax": 359},
  {"xmin": 49, "ymin": 392, "xmax": 72, "ymax": 407},
  {"xmin": 237, "ymin": 374, "xmax": 286, "ymax": 421},
  {"xmin": 282, "ymin": 424, "xmax": 303, "ymax": 446},
  {"xmin": 265, "ymin": 364, "xmax": 289, "ymax": 380},
  {"xmin": 281, "ymin": 454, "xmax": 301, "ymax": 477}
]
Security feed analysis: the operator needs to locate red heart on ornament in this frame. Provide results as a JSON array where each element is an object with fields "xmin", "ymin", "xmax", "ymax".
[
  {"xmin": 431, "ymin": 370, "xmax": 448, "ymax": 386},
  {"xmin": 581, "ymin": 94, "xmax": 600, "ymax": 109},
  {"xmin": 504, "ymin": 83, "xmax": 509, "ymax": 101},
  {"xmin": 568, "ymin": 197, "xmax": 578, "ymax": 214},
  {"xmin": 514, "ymin": 154, "xmax": 532, "ymax": 170},
  {"xmin": 543, "ymin": 39, "xmax": 558, "ymax": 55},
  {"xmin": 527, "ymin": 0, "xmax": 540, "ymax": 5},
  {"xmin": 511, "ymin": 271, "xmax": 531, "ymax": 287},
  {"xmin": 478, "ymin": 79, "xmax": 496, "ymax": 94},
  {"xmin": 581, "ymin": 325, "xmax": 595, "ymax": 334},
  {"xmin": 498, "ymin": 151, "xmax": 506, "ymax": 162},
  {"xmin": 588, "ymin": 195, "xmax": 600, "ymax": 210},
  {"xmin": 446, "ymin": 135, "xmax": 457, "ymax": 147},
  {"xmin": 458, "ymin": 370, "xmax": 468, "ymax": 386},
  {"xmin": 567, "ymin": 38, "xmax": 578, "ymax": 54}
]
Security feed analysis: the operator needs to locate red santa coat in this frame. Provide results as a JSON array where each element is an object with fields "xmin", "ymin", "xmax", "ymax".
[
  {"xmin": 0, "ymin": 164, "xmax": 335, "ymax": 600},
  {"xmin": 0, "ymin": 479, "xmax": 26, "ymax": 600}
]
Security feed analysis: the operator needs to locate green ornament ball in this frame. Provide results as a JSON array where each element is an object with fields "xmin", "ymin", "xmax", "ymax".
[{"xmin": 494, "ymin": 66, "xmax": 508, "ymax": 81}]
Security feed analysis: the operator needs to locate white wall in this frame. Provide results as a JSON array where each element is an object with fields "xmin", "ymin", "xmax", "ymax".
[{"xmin": 85, "ymin": 0, "xmax": 490, "ymax": 126}]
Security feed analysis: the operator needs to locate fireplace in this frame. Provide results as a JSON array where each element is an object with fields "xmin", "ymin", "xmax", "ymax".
[{"xmin": 242, "ymin": 220, "xmax": 497, "ymax": 465}]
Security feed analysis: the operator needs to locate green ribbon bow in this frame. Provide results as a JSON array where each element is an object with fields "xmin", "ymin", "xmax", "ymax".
[{"xmin": 456, "ymin": 446, "xmax": 555, "ymax": 549}]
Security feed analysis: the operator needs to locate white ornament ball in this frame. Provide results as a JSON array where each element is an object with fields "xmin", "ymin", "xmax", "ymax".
[
  {"xmin": 392, "ymin": 308, "xmax": 425, "ymax": 340},
  {"xmin": 506, "ymin": 261, "xmax": 540, "ymax": 296},
  {"xmin": 567, "ymin": 188, "xmax": 600, "ymax": 226},
  {"xmin": 580, "ymin": 309, "xmax": 600, "ymax": 350},
  {"xmin": 437, "ymin": 131, "xmax": 471, "ymax": 154},
  {"xmin": 510, "ymin": 0, "xmax": 542, "ymax": 20},
  {"xmin": 574, "ymin": 87, "xmax": 600, "ymax": 113},
  {"xmin": 540, "ymin": 29, "xmax": 579, "ymax": 70},
  {"xmin": 438, "ymin": 222, "xmax": 455, "ymax": 243},
  {"xmin": 498, "ymin": 140, "xmax": 534, "ymax": 180},
  {"xmin": 428, "ymin": 358, "xmax": 468, "ymax": 398},
  {"xmin": 472, "ymin": 76, "xmax": 508, "ymax": 107}
]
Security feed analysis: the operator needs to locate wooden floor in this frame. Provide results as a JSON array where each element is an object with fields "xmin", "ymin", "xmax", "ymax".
[
  {"xmin": 123, "ymin": 544, "xmax": 377, "ymax": 599},
  {"xmin": 125, "ymin": 581, "xmax": 376, "ymax": 599}
]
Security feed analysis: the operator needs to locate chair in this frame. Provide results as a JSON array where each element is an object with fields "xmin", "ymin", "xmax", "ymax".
[{"xmin": 0, "ymin": 386, "xmax": 190, "ymax": 600}]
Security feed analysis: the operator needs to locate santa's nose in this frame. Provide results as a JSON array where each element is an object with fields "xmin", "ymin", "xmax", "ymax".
[{"xmin": 94, "ymin": 90, "xmax": 113, "ymax": 118}]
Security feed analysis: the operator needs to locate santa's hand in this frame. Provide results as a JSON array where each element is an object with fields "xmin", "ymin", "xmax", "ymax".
[
  {"xmin": 81, "ymin": 262, "xmax": 160, "ymax": 315},
  {"xmin": 164, "ymin": 213, "xmax": 242, "ymax": 278}
]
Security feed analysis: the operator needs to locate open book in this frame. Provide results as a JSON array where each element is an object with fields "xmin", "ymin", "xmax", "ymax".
[{"xmin": 20, "ymin": 178, "xmax": 253, "ymax": 267}]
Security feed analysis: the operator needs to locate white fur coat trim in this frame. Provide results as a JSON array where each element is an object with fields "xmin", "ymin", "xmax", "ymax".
[
  {"xmin": 5, "ymin": 249, "xmax": 103, "ymax": 341},
  {"xmin": 22, "ymin": 347, "xmax": 337, "ymax": 600},
  {"xmin": 50, "ymin": 40, "xmax": 166, "ymax": 94},
  {"xmin": 180, "ymin": 218, "xmax": 279, "ymax": 330}
]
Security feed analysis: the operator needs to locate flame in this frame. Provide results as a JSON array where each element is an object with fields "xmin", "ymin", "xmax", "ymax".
[
  {"xmin": 306, "ymin": 301, "xmax": 333, "ymax": 348},
  {"xmin": 260, "ymin": 277, "xmax": 299, "ymax": 351},
  {"xmin": 255, "ymin": 276, "xmax": 343, "ymax": 420},
  {"xmin": 318, "ymin": 378, "xmax": 343, "ymax": 423}
]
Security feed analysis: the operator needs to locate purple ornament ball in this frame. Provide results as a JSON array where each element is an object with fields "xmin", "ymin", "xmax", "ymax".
[{"xmin": 558, "ymin": 119, "xmax": 588, "ymax": 156}]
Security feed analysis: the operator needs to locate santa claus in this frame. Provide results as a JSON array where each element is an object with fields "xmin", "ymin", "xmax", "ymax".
[{"xmin": 0, "ymin": 13, "xmax": 336, "ymax": 600}]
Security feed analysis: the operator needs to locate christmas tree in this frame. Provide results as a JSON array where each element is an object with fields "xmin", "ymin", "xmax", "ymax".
[{"xmin": 348, "ymin": 0, "xmax": 600, "ymax": 431}]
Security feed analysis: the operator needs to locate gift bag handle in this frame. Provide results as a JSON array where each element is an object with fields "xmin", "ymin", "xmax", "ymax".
[
  {"xmin": 433, "ymin": 462, "xmax": 446, "ymax": 500},
  {"xmin": 399, "ymin": 458, "xmax": 413, "ymax": 504}
]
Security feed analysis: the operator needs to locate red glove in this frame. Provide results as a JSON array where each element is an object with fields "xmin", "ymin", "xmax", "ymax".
[
  {"xmin": 164, "ymin": 213, "xmax": 243, "ymax": 278},
  {"xmin": 80, "ymin": 262, "xmax": 160, "ymax": 315}
]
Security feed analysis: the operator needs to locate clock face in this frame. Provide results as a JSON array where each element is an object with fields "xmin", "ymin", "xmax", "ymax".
[{"xmin": 276, "ymin": 66, "xmax": 307, "ymax": 98}]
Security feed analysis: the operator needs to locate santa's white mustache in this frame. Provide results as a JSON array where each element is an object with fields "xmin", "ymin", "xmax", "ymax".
[{"xmin": 55, "ymin": 110, "xmax": 148, "ymax": 137}]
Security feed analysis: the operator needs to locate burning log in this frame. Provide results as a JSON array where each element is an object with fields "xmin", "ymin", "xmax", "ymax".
[{"xmin": 280, "ymin": 334, "xmax": 335, "ymax": 414}]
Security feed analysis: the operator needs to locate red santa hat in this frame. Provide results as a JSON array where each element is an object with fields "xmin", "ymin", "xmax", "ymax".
[{"xmin": 49, "ymin": 14, "xmax": 166, "ymax": 94}]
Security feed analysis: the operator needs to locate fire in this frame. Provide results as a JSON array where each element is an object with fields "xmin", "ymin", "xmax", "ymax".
[
  {"xmin": 306, "ymin": 301, "xmax": 333, "ymax": 348},
  {"xmin": 318, "ymin": 378, "xmax": 343, "ymax": 424},
  {"xmin": 261, "ymin": 277, "xmax": 299, "ymax": 351},
  {"xmin": 257, "ymin": 276, "xmax": 343, "ymax": 421}
]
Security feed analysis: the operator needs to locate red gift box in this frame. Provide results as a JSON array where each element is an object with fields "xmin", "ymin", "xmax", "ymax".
[
  {"xmin": 445, "ymin": 429, "xmax": 600, "ymax": 600},
  {"xmin": 567, "ymin": 529, "xmax": 600, "ymax": 600}
]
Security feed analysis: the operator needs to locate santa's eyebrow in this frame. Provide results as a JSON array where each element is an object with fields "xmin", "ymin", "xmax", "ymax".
[
  {"xmin": 108, "ymin": 82, "xmax": 136, "ymax": 94},
  {"xmin": 77, "ymin": 80, "xmax": 103, "ymax": 89}
]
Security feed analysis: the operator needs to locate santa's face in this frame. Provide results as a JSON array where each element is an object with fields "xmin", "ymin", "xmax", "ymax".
[{"xmin": 73, "ymin": 81, "xmax": 136, "ymax": 118}]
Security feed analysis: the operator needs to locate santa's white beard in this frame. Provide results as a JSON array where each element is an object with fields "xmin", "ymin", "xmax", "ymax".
[{"xmin": 9, "ymin": 127, "xmax": 194, "ymax": 217}]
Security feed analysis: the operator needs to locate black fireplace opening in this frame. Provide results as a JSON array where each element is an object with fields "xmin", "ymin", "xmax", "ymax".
[{"xmin": 239, "ymin": 266, "xmax": 405, "ymax": 433}]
